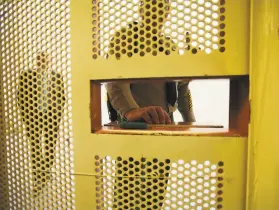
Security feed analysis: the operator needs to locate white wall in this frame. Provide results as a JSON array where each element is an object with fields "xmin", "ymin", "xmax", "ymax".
[{"xmin": 101, "ymin": 79, "xmax": 229, "ymax": 128}]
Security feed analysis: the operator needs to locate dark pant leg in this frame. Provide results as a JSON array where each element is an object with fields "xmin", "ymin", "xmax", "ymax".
[{"xmin": 112, "ymin": 157, "xmax": 171, "ymax": 210}]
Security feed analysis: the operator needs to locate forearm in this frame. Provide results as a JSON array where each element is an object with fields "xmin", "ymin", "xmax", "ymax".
[
  {"xmin": 106, "ymin": 83, "xmax": 139, "ymax": 117},
  {"xmin": 177, "ymin": 82, "xmax": 196, "ymax": 122}
]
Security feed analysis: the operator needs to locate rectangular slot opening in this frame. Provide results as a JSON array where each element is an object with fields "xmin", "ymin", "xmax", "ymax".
[{"xmin": 90, "ymin": 76, "xmax": 249, "ymax": 136}]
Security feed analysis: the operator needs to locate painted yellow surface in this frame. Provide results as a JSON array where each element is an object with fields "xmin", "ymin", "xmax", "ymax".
[
  {"xmin": 70, "ymin": 0, "xmax": 250, "ymax": 80},
  {"xmin": 73, "ymin": 134, "xmax": 247, "ymax": 209},
  {"xmin": 69, "ymin": 0, "xmax": 249, "ymax": 209},
  {"xmin": 247, "ymin": 0, "xmax": 279, "ymax": 209}
]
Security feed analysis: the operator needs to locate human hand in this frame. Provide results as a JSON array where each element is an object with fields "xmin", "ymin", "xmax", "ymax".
[{"xmin": 124, "ymin": 106, "xmax": 171, "ymax": 124}]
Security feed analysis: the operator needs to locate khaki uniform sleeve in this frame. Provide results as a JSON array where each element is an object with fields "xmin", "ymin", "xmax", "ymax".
[
  {"xmin": 106, "ymin": 83, "xmax": 139, "ymax": 117},
  {"xmin": 177, "ymin": 81, "xmax": 196, "ymax": 122}
]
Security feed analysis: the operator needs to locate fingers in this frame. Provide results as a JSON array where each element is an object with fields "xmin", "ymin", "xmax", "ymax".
[
  {"xmin": 155, "ymin": 107, "xmax": 166, "ymax": 124},
  {"xmin": 141, "ymin": 111, "xmax": 152, "ymax": 124},
  {"xmin": 146, "ymin": 107, "xmax": 160, "ymax": 124},
  {"xmin": 153, "ymin": 107, "xmax": 171, "ymax": 124},
  {"xmin": 125, "ymin": 106, "xmax": 172, "ymax": 124},
  {"xmin": 163, "ymin": 111, "xmax": 171, "ymax": 124},
  {"xmin": 146, "ymin": 106, "xmax": 171, "ymax": 124}
]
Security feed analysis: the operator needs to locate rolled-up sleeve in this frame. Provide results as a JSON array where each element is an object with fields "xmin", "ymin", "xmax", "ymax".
[
  {"xmin": 177, "ymin": 82, "xmax": 196, "ymax": 122},
  {"xmin": 105, "ymin": 83, "xmax": 139, "ymax": 117}
]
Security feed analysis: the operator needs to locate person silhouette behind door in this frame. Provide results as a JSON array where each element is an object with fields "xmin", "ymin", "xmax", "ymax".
[
  {"xmin": 105, "ymin": 0, "xmax": 195, "ymax": 125},
  {"xmin": 104, "ymin": 0, "xmax": 196, "ymax": 209},
  {"xmin": 17, "ymin": 52, "xmax": 66, "ymax": 195}
]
